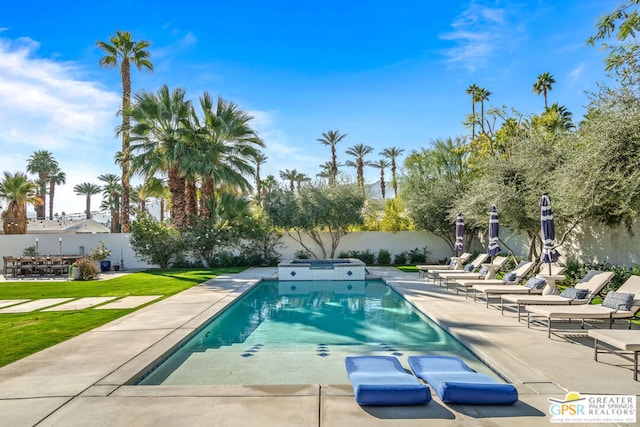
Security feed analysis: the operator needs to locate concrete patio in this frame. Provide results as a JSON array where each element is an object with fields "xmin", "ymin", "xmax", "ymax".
[{"xmin": 0, "ymin": 267, "xmax": 638, "ymax": 426}]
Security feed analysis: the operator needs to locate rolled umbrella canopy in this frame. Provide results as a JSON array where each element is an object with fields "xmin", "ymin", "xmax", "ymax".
[
  {"xmin": 487, "ymin": 204, "xmax": 501, "ymax": 258},
  {"xmin": 540, "ymin": 193, "xmax": 560, "ymax": 274},
  {"xmin": 454, "ymin": 212, "xmax": 464, "ymax": 255}
]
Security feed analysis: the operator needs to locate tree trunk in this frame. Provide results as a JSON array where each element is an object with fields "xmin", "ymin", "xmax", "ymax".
[
  {"xmin": 120, "ymin": 59, "xmax": 131, "ymax": 233},
  {"xmin": 49, "ymin": 182, "xmax": 55, "ymax": 220},
  {"xmin": 168, "ymin": 166, "xmax": 187, "ymax": 228}
]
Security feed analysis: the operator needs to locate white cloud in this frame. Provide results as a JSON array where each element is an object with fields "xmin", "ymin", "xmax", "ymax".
[
  {"xmin": 0, "ymin": 37, "xmax": 121, "ymax": 216},
  {"xmin": 439, "ymin": 1, "xmax": 522, "ymax": 71}
]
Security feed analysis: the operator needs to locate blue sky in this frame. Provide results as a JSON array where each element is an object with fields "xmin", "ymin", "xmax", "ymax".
[{"xmin": 0, "ymin": 0, "xmax": 616, "ymax": 216}]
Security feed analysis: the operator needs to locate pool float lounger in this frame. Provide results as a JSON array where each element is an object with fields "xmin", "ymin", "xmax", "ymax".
[
  {"xmin": 407, "ymin": 355, "xmax": 518, "ymax": 405},
  {"xmin": 344, "ymin": 356, "xmax": 431, "ymax": 406}
]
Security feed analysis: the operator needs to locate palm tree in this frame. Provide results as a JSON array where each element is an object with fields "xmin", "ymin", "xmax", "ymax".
[
  {"xmin": 294, "ymin": 171, "xmax": 310, "ymax": 193},
  {"xmin": 26, "ymin": 150, "xmax": 57, "ymax": 220},
  {"xmin": 465, "ymin": 84, "xmax": 480, "ymax": 140},
  {"xmin": 476, "ymin": 87, "xmax": 491, "ymax": 135},
  {"xmin": 73, "ymin": 182, "xmax": 101, "ymax": 219},
  {"xmin": 0, "ymin": 172, "xmax": 40, "ymax": 234},
  {"xmin": 279, "ymin": 169, "xmax": 298, "ymax": 192},
  {"xmin": 186, "ymin": 92, "xmax": 262, "ymax": 218},
  {"xmin": 47, "ymin": 165, "xmax": 66, "ymax": 220},
  {"xmin": 127, "ymin": 85, "xmax": 192, "ymax": 228},
  {"xmin": 252, "ymin": 152, "xmax": 268, "ymax": 206},
  {"xmin": 98, "ymin": 173, "xmax": 121, "ymax": 232},
  {"xmin": 317, "ymin": 130, "xmax": 347, "ymax": 185},
  {"xmin": 345, "ymin": 144, "xmax": 374, "ymax": 190},
  {"xmin": 371, "ymin": 159, "xmax": 390, "ymax": 198},
  {"xmin": 141, "ymin": 176, "xmax": 169, "ymax": 221},
  {"xmin": 261, "ymin": 175, "xmax": 277, "ymax": 200},
  {"xmin": 533, "ymin": 72, "xmax": 555, "ymax": 109},
  {"xmin": 380, "ymin": 146, "xmax": 404, "ymax": 198},
  {"xmin": 97, "ymin": 30, "xmax": 153, "ymax": 233}
]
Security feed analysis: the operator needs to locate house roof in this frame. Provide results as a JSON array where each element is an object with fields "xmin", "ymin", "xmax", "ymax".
[{"xmin": 0, "ymin": 219, "xmax": 111, "ymax": 234}]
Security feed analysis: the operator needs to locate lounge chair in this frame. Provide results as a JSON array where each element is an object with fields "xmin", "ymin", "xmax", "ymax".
[
  {"xmin": 407, "ymin": 355, "xmax": 518, "ymax": 405},
  {"xmin": 344, "ymin": 356, "xmax": 431, "ymax": 405},
  {"xmin": 501, "ymin": 270, "xmax": 615, "ymax": 321},
  {"xmin": 453, "ymin": 260, "xmax": 537, "ymax": 299},
  {"xmin": 417, "ymin": 252, "xmax": 471, "ymax": 277},
  {"xmin": 588, "ymin": 329, "xmax": 640, "ymax": 381},
  {"xmin": 526, "ymin": 275, "xmax": 640, "ymax": 338},
  {"xmin": 426, "ymin": 253, "xmax": 488, "ymax": 284},
  {"xmin": 437, "ymin": 256, "xmax": 507, "ymax": 289},
  {"xmin": 470, "ymin": 264, "xmax": 566, "ymax": 307}
]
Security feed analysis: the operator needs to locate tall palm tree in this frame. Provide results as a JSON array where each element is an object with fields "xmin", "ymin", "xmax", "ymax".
[
  {"xmin": 97, "ymin": 30, "xmax": 153, "ymax": 233},
  {"xmin": 371, "ymin": 159, "xmax": 390, "ymax": 199},
  {"xmin": 380, "ymin": 146, "xmax": 405, "ymax": 198},
  {"xmin": 0, "ymin": 172, "xmax": 40, "ymax": 234},
  {"xmin": 476, "ymin": 87, "xmax": 491, "ymax": 135},
  {"xmin": 317, "ymin": 130, "xmax": 347, "ymax": 185},
  {"xmin": 73, "ymin": 182, "xmax": 101, "ymax": 220},
  {"xmin": 98, "ymin": 173, "xmax": 121, "ymax": 232},
  {"xmin": 128, "ymin": 84, "xmax": 192, "ymax": 228},
  {"xmin": 345, "ymin": 144, "xmax": 374, "ymax": 190},
  {"xmin": 279, "ymin": 169, "xmax": 298, "ymax": 192},
  {"xmin": 252, "ymin": 152, "xmax": 268, "ymax": 207},
  {"xmin": 465, "ymin": 84, "xmax": 480, "ymax": 140},
  {"xmin": 533, "ymin": 72, "xmax": 555, "ymax": 109},
  {"xmin": 26, "ymin": 150, "xmax": 57, "ymax": 220},
  {"xmin": 47, "ymin": 165, "xmax": 66, "ymax": 220}
]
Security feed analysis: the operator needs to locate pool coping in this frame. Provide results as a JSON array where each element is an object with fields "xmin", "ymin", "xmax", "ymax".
[{"xmin": 1, "ymin": 267, "xmax": 639, "ymax": 426}]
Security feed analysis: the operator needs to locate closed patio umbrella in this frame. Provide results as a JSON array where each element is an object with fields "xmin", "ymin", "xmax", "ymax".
[
  {"xmin": 487, "ymin": 204, "xmax": 501, "ymax": 259},
  {"xmin": 540, "ymin": 193, "xmax": 560, "ymax": 275},
  {"xmin": 454, "ymin": 212, "xmax": 464, "ymax": 256}
]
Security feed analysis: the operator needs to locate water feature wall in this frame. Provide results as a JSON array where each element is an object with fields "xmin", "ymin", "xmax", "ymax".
[{"xmin": 277, "ymin": 258, "xmax": 366, "ymax": 281}]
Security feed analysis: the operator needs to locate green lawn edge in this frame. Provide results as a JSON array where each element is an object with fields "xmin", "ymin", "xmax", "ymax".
[{"xmin": 0, "ymin": 267, "xmax": 244, "ymax": 367}]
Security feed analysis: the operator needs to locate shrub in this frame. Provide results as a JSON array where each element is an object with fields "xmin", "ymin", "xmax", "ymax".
[
  {"xmin": 406, "ymin": 247, "xmax": 432, "ymax": 264},
  {"xmin": 341, "ymin": 250, "xmax": 375, "ymax": 265},
  {"xmin": 130, "ymin": 213, "xmax": 184, "ymax": 269},
  {"xmin": 377, "ymin": 249, "xmax": 391, "ymax": 265},
  {"xmin": 295, "ymin": 249, "xmax": 312, "ymax": 259},
  {"xmin": 393, "ymin": 252, "xmax": 407, "ymax": 265},
  {"xmin": 70, "ymin": 257, "xmax": 99, "ymax": 280},
  {"xmin": 89, "ymin": 241, "xmax": 111, "ymax": 262}
]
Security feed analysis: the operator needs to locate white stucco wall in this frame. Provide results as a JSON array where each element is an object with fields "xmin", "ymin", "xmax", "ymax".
[{"xmin": 1, "ymin": 221, "xmax": 639, "ymax": 270}]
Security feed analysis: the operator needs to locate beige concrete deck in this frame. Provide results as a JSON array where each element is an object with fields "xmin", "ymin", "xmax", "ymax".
[{"xmin": 0, "ymin": 267, "xmax": 638, "ymax": 426}]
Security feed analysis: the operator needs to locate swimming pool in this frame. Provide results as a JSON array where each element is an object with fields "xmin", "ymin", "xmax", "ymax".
[{"xmin": 136, "ymin": 279, "xmax": 500, "ymax": 385}]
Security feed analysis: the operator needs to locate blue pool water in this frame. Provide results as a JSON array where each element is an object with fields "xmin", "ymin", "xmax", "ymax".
[{"xmin": 136, "ymin": 280, "xmax": 498, "ymax": 385}]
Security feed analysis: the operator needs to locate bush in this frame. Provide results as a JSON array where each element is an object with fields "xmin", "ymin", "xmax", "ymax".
[
  {"xmin": 130, "ymin": 213, "xmax": 184, "ymax": 269},
  {"xmin": 377, "ymin": 249, "xmax": 391, "ymax": 265},
  {"xmin": 340, "ymin": 250, "xmax": 375, "ymax": 265},
  {"xmin": 295, "ymin": 249, "xmax": 312, "ymax": 259},
  {"xmin": 393, "ymin": 252, "xmax": 407, "ymax": 265},
  {"xmin": 406, "ymin": 247, "xmax": 432, "ymax": 264},
  {"xmin": 70, "ymin": 257, "xmax": 99, "ymax": 280}
]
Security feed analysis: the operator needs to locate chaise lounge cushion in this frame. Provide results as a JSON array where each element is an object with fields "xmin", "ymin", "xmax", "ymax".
[
  {"xmin": 559, "ymin": 287, "xmax": 589, "ymax": 300},
  {"xmin": 502, "ymin": 272, "xmax": 517, "ymax": 282},
  {"xmin": 345, "ymin": 356, "xmax": 431, "ymax": 406},
  {"xmin": 407, "ymin": 355, "xmax": 518, "ymax": 405},
  {"xmin": 524, "ymin": 277, "xmax": 546, "ymax": 289},
  {"xmin": 602, "ymin": 291, "xmax": 635, "ymax": 311}
]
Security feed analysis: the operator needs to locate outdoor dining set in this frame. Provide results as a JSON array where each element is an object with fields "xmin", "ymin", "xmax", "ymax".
[{"xmin": 2, "ymin": 255, "xmax": 81, "ymax": 278}]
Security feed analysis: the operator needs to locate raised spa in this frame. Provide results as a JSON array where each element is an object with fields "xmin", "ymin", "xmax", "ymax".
[{"xmin": 278, "ymin": 258, "xmax": 366, "ymax": 281}]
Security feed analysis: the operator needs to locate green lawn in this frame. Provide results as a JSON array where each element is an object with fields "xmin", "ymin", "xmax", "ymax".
[{"xmin": 0, "ymin": 267, "xmax": 244, "ymax": 367}]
